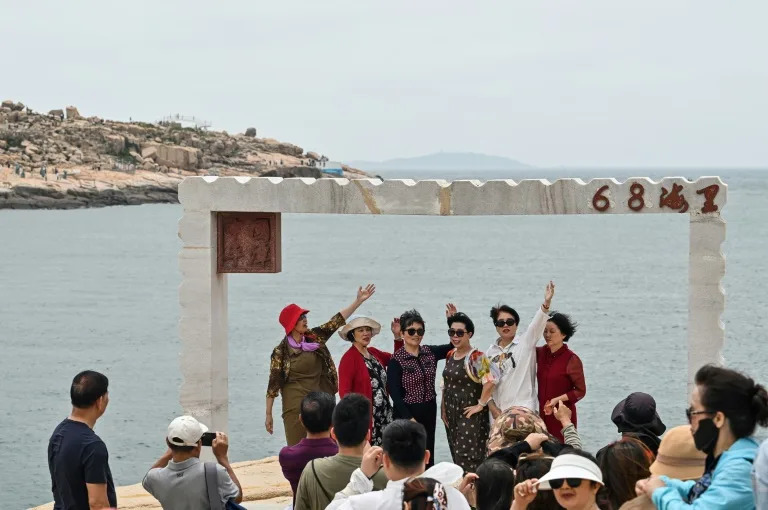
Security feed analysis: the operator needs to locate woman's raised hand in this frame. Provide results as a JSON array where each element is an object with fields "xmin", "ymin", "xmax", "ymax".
[
  {"xmin": 357, "ymin": 284, "xmax": 376, "ymax": 303},
  {"xmin": 544, "ymin": 281, "xmax": 555, "ymax": 306},
  {"xmin": 445, "ymin": 303, "xmax": 458, "ymax": 317},
  {"xmin": 459, "ymin": 473, "xmax": 479, "ymax": 507},
  {"xmin": 391, "ymin": 318, "xmax": 401, "ymax": 338},
  {"xmin": 512, "ymin": 479, "xmax": 539, "ymax": 509}
]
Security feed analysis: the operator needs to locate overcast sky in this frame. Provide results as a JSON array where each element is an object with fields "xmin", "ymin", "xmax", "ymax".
[{"xmin": 3, "ymin": 1, "xmax": 767, "ymax": 167}]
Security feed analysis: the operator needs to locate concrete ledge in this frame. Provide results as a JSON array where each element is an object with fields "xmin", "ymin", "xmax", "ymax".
[
  {"xmin": 30, "ymin": 456, "xmax": 291, "ymax": 510},
  {"xmin": 177, "ymin": 176, "xmax": 727, "ymax": 216}
]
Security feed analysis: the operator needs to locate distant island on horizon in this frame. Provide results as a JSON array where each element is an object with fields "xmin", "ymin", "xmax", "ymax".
[{"xmin": 348, "ymin": 151, "xmax": 534, "ymax": 172}]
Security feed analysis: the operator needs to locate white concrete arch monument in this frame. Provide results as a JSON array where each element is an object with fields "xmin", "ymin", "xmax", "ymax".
[{"xmin": 178, "ymin": 176, "xmax": 726, "ymax": 432}]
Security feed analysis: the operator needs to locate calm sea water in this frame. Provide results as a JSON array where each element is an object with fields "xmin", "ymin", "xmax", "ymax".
[{"xmin": 2, "ymin": 169, "xmax": 767, "ymax": 509}]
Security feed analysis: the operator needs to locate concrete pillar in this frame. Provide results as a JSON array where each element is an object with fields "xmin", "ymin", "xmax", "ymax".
[
  {"xmin": 178, "ymin": 210, "xmax": 229, "ymax": 433},
  {"xmin": 687, "ymin": 213, "xmax": 727, "ymax": 386}
]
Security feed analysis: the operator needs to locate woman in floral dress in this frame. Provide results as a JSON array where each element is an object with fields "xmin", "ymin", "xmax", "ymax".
[
  {"xmin": 337, "ymin": 315, "xmax": 403, "ymax": 445},
  {"xmin": 441, "ymin": 310, "xmax": 498, "ymax": 473}
]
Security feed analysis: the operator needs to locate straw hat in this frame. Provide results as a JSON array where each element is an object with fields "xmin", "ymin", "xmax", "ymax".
[
  {"xmin": 649, "ymin": 425, "xmax": 706, "ymax": 480},
  {"xmin": 338, "ymin": 314, "xmax": 382, "ymax": 340}
]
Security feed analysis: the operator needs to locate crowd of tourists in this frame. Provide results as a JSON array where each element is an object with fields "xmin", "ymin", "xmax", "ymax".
[{"xmin": 46, "ymin": 281, "xmax": 768, "ymax": 509}]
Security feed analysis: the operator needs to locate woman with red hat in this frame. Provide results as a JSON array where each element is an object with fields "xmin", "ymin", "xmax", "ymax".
[{"xmin": 266, "ymin": 284, "xmax": 376, "ymax": 446}]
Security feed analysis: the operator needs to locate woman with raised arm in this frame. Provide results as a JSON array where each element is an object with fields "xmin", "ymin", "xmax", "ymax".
[
  {"xmin": 536, "ymin": 311, "xmax": 586, "ymax": 443},
  {"xmin": 485, "ymin": 282, "xmax": 555, "ymax": 421},
  {"xmin": 337, "ymin": 315, "xmax": 403, "ymax": 446},
  {"xmin": 265, "ymin": 284, "xmax": 376, "ymax": 446},
  {"xmin": 387, "ymin": 308, "xmax": 453, "ymax": 468}
]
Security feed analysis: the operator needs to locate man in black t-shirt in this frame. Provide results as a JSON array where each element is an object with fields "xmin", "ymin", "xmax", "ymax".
[{"xmin": 48, "ymin": 370, "xmax": 116, "ymax": 509}]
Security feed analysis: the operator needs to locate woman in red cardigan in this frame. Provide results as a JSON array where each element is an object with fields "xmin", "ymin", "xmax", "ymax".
[
  {"xmin": 536, "ymin": 311, "xmax": 586, "ymax": 443},
  {"xmin": 337, "ymin": 315, "xmax": 403, "ymax": 446}
]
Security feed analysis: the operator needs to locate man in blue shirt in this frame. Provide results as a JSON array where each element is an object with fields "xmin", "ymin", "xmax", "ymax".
[{"xmin": 48, "ymin": 370, "xmax": 116, "ymax": 509}]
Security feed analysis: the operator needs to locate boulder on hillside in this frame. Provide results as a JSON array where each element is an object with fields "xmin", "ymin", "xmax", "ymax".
[
  {"xmin": 244, "ymin": 127, "xmax": 257, "ymax": 137},
  {"xmin": 104, "ymin": 134, "xmax": 126, "ymax": 155},
  {"xmin": 154, "ymin": 144, "xmax": 201, "ymax": 170},
  {"xmin": 12, "ymin": 102, "xmax": 25, "ymax": 111},
  {"xmin": 8, "ymin": 111, "xmax": 27, "ymax": 123},
  {"xmin": 261, "ymin": 166, "xmax": 322, "ymax": 179},
  {"xmin": 1, "ymin": 100, "xmax": 13, "ymax": 109},
  {"xmin": 66, "ymin": 106, "xmax": 81, "ymax": 120},
  {"xmin": 263, "ymin": 139, "xmax": 303, "ymax": 157},
  {"xmin": 306, "ymin": 151, "xmax": 320, "ymax": 161},
  {"xmin": 141, "ymin": 145, "xmax": 158, "ymax": 161},
  {"xmin": 48, "ymin": 109, "xmax": 64, "ymax": 118}
]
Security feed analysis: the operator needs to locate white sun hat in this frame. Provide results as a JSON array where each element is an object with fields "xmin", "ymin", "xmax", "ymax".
[
  {"xmin": 535, "ymin": 453, "xmax": 604, "ymax": 490},
  {"xmin": 338, "ymin": 314, "xmax": 382, "ymax": 340}
]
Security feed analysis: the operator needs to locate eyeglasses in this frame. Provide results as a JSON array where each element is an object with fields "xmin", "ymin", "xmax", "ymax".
[
  {"xmin": 686, "ymin": 407, "xmax": 715, "ymax": 423},
  {"xmin": 448, "ymin": 329, "xmax": 468, "ymax": 338},
  {"xmin": 494, "ymin": 319, "xmax": 516, "ymax": 328},
  {"xmin": 298, "ymin": 314, "xmax": 307, "ymax": 321},
  {"xmin": 405, "ymin": 328, "xmax": 425, "ymax": 337},
  {"xmin": 549, "ymin": 478, "xmax": 583, "ymax": 489}
]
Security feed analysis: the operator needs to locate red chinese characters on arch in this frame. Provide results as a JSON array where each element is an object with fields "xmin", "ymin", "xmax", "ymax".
[
  {"xmin": 696, "ymin": 184, "xmax": 720, "ymax": 213},
  {"xmin": 659, "ymin": 183, "xmax": 689, "ymax": 213},
  {"xmin": 217, "ymin": 212, "xmax": 282, "ymax": 273},
  {"xmin": 592, "ymin": 182, "xmax": 720, "ymax": 214}
]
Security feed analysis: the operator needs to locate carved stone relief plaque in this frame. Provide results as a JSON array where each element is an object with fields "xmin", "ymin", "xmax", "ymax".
[{"xmin": 217, "ymin": 212, "xmax": 281, "ymax": 273}]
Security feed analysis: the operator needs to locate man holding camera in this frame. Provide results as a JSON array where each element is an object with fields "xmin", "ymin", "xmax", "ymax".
[{"xmin": 142, "ymin": 415, "xmax": 243, "ymax": 509}]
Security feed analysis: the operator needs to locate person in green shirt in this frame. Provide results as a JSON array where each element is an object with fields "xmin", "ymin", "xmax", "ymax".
[{"xmin": 295, "ymin": 394, "xmax": 388, "ymax": 510}]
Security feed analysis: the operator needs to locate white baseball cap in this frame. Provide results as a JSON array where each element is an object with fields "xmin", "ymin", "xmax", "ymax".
[
  {"xmin": 167, "ymin": 415, "xmax": 209, "ymax": 447},
  {"xmin": 536, "ymin": 453, "xmax": 604, "ymax": 490}
]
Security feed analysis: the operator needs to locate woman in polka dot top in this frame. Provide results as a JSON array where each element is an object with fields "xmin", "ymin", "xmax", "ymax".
[{"xmin": 386, "ymin": 308, "xmax": 452, "ymax": 468}]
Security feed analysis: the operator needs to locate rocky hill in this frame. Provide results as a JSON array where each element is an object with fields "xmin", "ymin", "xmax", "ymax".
[{"xmin": 0, "ymin": 100, "xmax": 366, "ymax": 209}]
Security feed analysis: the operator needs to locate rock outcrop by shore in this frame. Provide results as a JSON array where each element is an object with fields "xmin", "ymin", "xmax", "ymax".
[
  {"xmin": 30, "ymin": 456, "xmax": 291, "ymax": 510},
  {"xmin": 1, "ymin": 100, "xmax": 367, "ymax": 209}
]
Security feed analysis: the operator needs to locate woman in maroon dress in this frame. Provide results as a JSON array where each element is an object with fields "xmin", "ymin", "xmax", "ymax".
[{"xmin": 536, "ymin": 312, "xmax": 586, "ymax": 442}]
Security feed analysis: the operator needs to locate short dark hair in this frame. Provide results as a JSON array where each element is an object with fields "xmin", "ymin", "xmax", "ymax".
[
  {"xmin": 382, "ymin": 419, "xmax": 427, "ymax": 469},
  {"xmin": 476, "ymin": 458, "xmax": 515, "ymax": 510},
  {"xmin": 166, "ymin": 439, "xmax": 196, "ymax": 454},
  {"xmin": 547, "ymin": 312, "xmax": 577, "ymax": 342},
  {"xmin": 447, "ymin": 312, "xmax": 474, "ymax": 335},
  {"xmin": 300, "ymin": 392, "xmax": 335, "ymax": 434},
  {"xmin": 695, "ymin": 364, "xmax": 768, "ymax": 438},
  {"xmin": 70, "ymin": 370, "xmax": 109, "ymax": 408},
  {"xmin": 490, "ymin": 304, "xmax": 519, "ymax": 325},
  {"xmin": 332, "ymin": 393, "xmax": 371, "ymax": 446},
  {"xmin": 400, "ymin": 309, "xmax": 425, "ymax": 331}
]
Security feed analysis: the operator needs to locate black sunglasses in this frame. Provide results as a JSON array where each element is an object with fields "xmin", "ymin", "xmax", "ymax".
[
  {"xmin": 405, "ymin": 328, "xmax": 425, "ymax": 337},
  {"xmin": 686, "ymin": 407, "xmax": 715, "ymax": 423},
  {"xmin": 298, "ymin": 314, "xmax": 307, "ymax": 321},
  {"xmin": 495, "ymin": 319, "xmax": 516, "ymax": 328},
  {"xmin": 448, "ymin": 329, "xmax": 468, "ymax": 338},
  {"xmin": 549, "ymin": 478, "xmax": 583, "ymax": 489}
]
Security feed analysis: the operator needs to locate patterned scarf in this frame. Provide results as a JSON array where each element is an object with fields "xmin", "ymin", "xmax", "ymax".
[{"xmin": 687, "ymin": 454, "xmax": 718, "ymax": 502}]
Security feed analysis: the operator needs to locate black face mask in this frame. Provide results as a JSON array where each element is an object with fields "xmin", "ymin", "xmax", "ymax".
[{"xmin": 693, "ymin": 418, "xmax": 720, "ymax": 455}]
